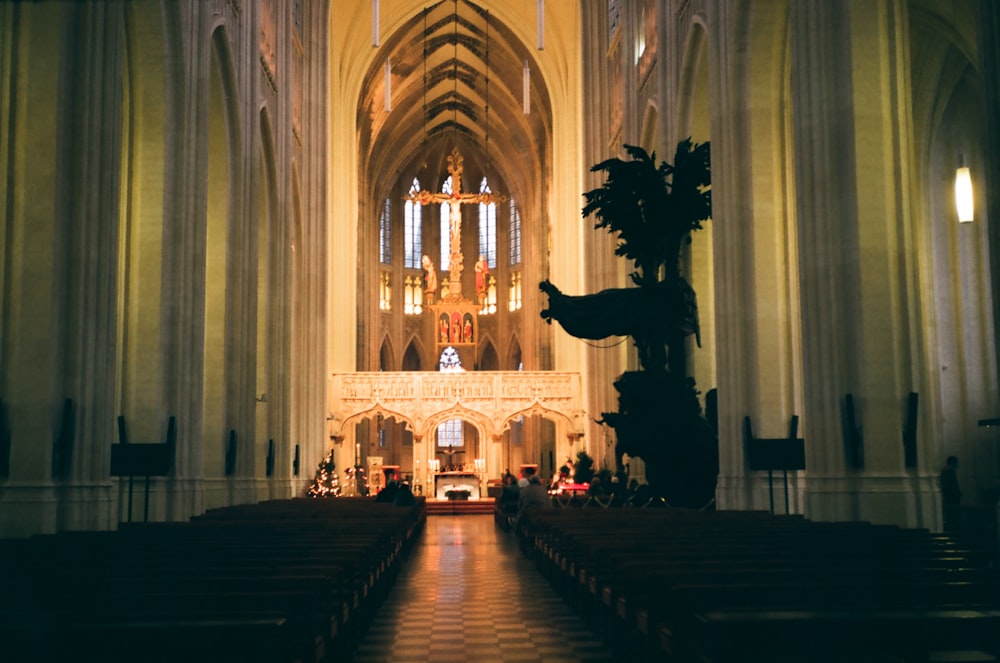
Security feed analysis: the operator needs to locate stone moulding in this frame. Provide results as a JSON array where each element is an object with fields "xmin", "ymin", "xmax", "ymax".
[{"xmin": 329, "ymin": 371, "xmax": 586, "ymax": 443}]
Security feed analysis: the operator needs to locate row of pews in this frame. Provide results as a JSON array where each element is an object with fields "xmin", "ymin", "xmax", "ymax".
[
  {"xmin": 0, "ymin": 497, "xmax": 426, "ymax": 662},
  {"xmin": 516, "ymin": 508, "xmax": 1000, "ymax": 662}
]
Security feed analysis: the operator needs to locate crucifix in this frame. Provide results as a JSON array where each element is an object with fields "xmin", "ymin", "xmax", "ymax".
[{"xmin": 407, "ymin": 147, "xmax": 506, "ymax": 301}]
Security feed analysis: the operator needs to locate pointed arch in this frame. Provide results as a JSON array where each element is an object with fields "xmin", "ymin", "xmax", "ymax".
[
  {"xmin": 676, "ymin": 17, "xmax": 716, "ymax": 411},
  {"xmin": 506, "ymin": 335, "xmax": 523, "ymax": 370},
  {"xmin": 639, "ymin": 100, "xmax": 658, "ymax": 155},
  {"xmin": 498, "ymin": 405, "xmax": 574, "ymax": 438},
  {"xmin": 677, "ymin": 19, "xmax": 708, "ymax": 143},
  {"xmin": 421, "ymin": 405, "xmax": 491, "ymax": 445},
  {"xmin": 118, "ymin": 1, "xmax": 170, "ymax": 442},
  {"xmin": 202, "ymin": 25, "xmax": 244, "ymax": 484},
  {"xmin": 256, "ymin": 105, "xmax": 278, "ymax": 481},
  {"xmin": 479, "ymin": 340, "xmax": 499, "ymax": 370},
  {"xmin": 340, "ymin": 406, "xmax": 417, "ymax": 439},
  {"xmin": 379, "ymin": 335, "xmax": 395, "ymax": 371},
  {"xmin": 401, "ymin": 338, "xmax": 423, "ymax": 371}
]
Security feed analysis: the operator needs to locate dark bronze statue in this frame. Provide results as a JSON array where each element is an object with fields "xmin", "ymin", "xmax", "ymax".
[
  {"xmin": 539, "ymin": 140, "xmax": 717, "ymax": 508},
  {"xmin": 539, "ymin": 276, "xmax": 699, "ymax": 373}
]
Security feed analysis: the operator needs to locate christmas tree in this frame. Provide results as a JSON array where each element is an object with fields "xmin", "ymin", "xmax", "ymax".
[{"xmin": 307, "ymin": 448, "xmax": 342, "ymax": 498}]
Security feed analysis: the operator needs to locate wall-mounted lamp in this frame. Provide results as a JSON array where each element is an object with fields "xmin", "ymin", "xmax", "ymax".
[{"xmin": 955, "ymin": 156, "xmax": 974, "ymax": 223}]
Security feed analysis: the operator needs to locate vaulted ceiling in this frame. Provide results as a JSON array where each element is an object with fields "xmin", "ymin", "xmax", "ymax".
[{"xmin": 359, "ymin": 0, "xmax": 551, "ymax": 206}]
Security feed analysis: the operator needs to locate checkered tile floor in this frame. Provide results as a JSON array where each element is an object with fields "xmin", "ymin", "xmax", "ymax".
[{"xmin": 351, "ymin": 515, "xmax": 613, "ymax": 662}]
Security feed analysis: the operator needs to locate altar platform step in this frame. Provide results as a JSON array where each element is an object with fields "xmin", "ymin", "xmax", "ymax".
[{"xmin": 424, "ymin": 498, "xmax": 495, "ymax": 516}]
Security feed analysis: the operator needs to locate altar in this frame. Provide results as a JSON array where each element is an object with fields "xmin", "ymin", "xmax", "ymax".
[{"xmin": 434, "ymin": 471, "xmax": 480, "ymax": 499}]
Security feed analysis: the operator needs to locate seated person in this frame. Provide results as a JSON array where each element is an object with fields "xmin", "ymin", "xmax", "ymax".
[
  {"xmin": 374, "ymin": 479, "xmax": 398, "ymax": 503},
  {"xmin": 499, "ymin": 474, "xmax": 520, "ymax": 512},
  {"xmin": 494, "ymin": 475, "xmax": 521, "ymax": 530},
  {"xmin": 515, "ymin": 466, "xmax": 552, "ymax": 527},
  {"xmin": 393, "ymin": 482, "xmax": 416, "ymax": 506}
]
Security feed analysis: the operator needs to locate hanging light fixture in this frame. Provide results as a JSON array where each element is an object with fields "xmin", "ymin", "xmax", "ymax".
[
  {"xmin": 955, "ymin": 155, "xmax": 974, "ymax": 223},
  {"xmin": 536, "ymin": 0, "xmax": 544, "ymax": 50}
]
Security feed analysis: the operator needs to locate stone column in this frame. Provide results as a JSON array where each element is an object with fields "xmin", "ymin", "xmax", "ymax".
[
  {"xmin": 790, "ymin": 0, "xmax": 932, "ymax": 526},
  {"xmin": 55, "ymin": 1, "xmax": 124, "ymax": 531},
  {"xmin": 159, "ymin": 2, "xmax": 212, "ymax": 520},
  {"xmin": 978, "ymin": 0, "xmax": 1000, "ymax": 410},
  {"xmin": 976, "ymin": 0, "xmax": 1000, "ymax": 535}
]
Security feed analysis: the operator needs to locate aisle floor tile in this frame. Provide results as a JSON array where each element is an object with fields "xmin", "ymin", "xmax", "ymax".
[{"xmin": 351, "ymin": 514, "xmax": 613, "ymax": 663}]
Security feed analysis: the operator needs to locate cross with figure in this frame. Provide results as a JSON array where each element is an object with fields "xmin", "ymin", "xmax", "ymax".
[{"xmin": 407, "ymin": 147, "xmax": 506, "ymax": 300}]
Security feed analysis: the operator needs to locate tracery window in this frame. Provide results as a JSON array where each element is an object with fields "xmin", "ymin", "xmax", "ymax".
[
  {"xmin": 437, "ymin": 418, "xmax": 463, "ymax": 448},
  {"xmin": 509, "ymin": 197, "xmax": 522, "ymax": 266},
  {"xmin": 379, "ymin": 272, "xmax": 391, "ymax": 311},
  {"xmin": 439, "ymin": 346, "xmax": 462, "ymax": 372},
  {"xmin": 379, "ymin": 197, "xmax": 391, "ymax": 264},
  {"xmin": 478, "ymin": 177, "xmax": 496, "ymax": 269},
  {"xmin": 508, "ymin": 272, "xmax": 522, "ymax": 311},
  {"xmin": 403, "ymin": 274, "xmax": 422, "ymax": 315},
  {"xmin": 404, "ymin": 178, "xmax": 422, "ymax": 269}
]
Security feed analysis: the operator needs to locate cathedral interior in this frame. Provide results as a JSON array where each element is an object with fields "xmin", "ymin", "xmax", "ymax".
[{"xmin": 1, "ymin": 0, "xmax": 999, "ymax": 541}]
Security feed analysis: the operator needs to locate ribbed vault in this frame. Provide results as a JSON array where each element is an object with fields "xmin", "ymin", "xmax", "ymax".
[{"xmin": 359, "ymin": 0, "xmax": 551, "ymax": 206}]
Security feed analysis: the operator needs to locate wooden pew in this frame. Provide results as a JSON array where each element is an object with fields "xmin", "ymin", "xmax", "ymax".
[
  {"xmin": 0, "ymin": 498, "xmax": 426, "ymax": 662},
  {"xmin": 514, "ymin": 508, "xmax": 1000, "ymax": 661}
]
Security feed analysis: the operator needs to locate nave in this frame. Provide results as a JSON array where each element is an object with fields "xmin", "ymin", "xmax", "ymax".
[{"xmin": 351, "ymin": 515, "xmax": 613, "ymax": 663}]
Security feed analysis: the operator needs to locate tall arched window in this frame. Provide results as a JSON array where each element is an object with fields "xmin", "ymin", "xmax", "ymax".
[
  {"xmin": 478, "ymin": 177, "xmax": 496, "ymax": 268},
  {"xmin": 509, "ymin": 197, "xmax": 521, "ymax": 266},
  {"xmin": 405, "ymin": 178, "xmax": 422, "ymax": 269},
  {"xmin": 379, "ymin": 197, "xmax": 391, "ymax": 264},
  {"xmin": 440, "ymin": 176, "xmax": 453, "ymax": 270}
]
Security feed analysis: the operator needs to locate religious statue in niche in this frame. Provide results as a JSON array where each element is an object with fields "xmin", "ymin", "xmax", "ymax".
[
  {"xmin": 450, "ymin": 312, "xmax": 461, "ymax": 344},
  {"xmin": 422, "ymin": 255, "xmax": 438, "ymax": 305},
  {"xmin": 463, "ymin": 313, "xmax": 474, "ymax": 343},
  {"xmin": 438, "ymin": 313, "xmax": 450, "ymax": 344},
  {"xmin": 539, "ymin": 140, "xmax": 718, "ymax": 509}
]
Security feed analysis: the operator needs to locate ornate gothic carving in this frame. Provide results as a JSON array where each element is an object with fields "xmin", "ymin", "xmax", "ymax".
[{"xmin": 330, "ymin": 371, "xmax": 585, "ymax": 442}]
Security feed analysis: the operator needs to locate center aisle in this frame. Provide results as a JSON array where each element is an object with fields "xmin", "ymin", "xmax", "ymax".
[{"xmin": 351, "ymin": 514, "xmax": 614, "ymax": 663}]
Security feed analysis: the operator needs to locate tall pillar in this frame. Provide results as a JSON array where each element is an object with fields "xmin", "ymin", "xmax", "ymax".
[
  {"xmin": 56, "ymin": 1, "xmax": 125, "ymax": 531},
  {"xmin": 160, "ymin": 2, "xmax": 212, "ymax": 521},
  {"xmin": 978, "ymin": 1, "xmax": 1000, "ymax": 408},
  {"xmin": 0, "ymin": 2, "xmax": 125, "ymax": 536},
  {"xmin": 708, "ymin": 0, "xmax": 776, "ymax": 512},
  {"xmin": 790, "ymin": 0, "xmax": 933, "ymax": 526}
]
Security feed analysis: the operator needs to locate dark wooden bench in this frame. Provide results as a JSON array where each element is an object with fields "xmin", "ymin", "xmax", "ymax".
[
  {"xmin": 0, "ymin": 616, "xmax": 293, "ymax": 662},
  {"xmin": 515, "ymin": 508, "xmax": 1000, "ymax": 661},
  {"xmin": 0, "ymin": 498, "xmax": 427, "ymax": 662}
]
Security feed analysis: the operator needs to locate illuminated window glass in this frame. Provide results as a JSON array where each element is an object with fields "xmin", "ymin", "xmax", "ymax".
[
  {"xmin": 439, "ymin": 346, "xmax": 462, "ymax": 372},
  {"xmin": 379, "ymin": 197, "xmax": 391, "ymax": 264},
  {"xmin": 405, "ymin": 178, "xmax": 422, "ymax": 269},
  {"xmin": 437, "ymin": 419, "xmax": 463, "ymax": 447},
  {"xmin": 509, "ymin": 198, "xmax": 521, "ymax": 266},
  {"xmin": 478, "ymin": 177, "xmax": 496, "ymax": 269}
]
